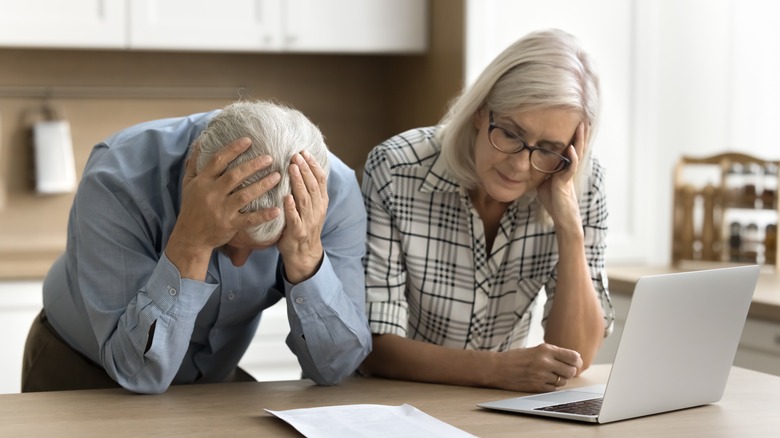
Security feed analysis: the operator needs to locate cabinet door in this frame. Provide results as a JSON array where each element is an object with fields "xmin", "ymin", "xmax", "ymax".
[
  {"xmin": 593, "ymin": 294, "xmax": 632, "ymax": 364},
  {"xmin": 239, "ymin": 300, "xmax": 301, "ymax": 381},
  {"xmin": 735, "ymin": 318, "xmax": 780, "ymax": 377},
  {"xmin": 284, "ymin": 0, "xmax": 428, "ymax": 53},
  {"xmin": 129, "ymin": 0, "xmax": 282, "ymax": 51},
  {"xmin": 0, "ymin": 0, "xmax": 126, "ymax": 48},
  {"xmin": 0, "ymin": 282, "xmax": 42, "ymax": 394}
]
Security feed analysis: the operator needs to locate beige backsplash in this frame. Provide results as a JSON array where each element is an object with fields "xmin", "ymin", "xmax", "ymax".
[{"xmin": 0, "ymin": 0, "xmax": 464, "ymax": 279}]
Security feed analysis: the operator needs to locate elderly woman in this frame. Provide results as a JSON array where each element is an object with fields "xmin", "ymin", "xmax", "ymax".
[{"xmin": 359, "ymin": 29, "xmax": 614, "ymax": 393}]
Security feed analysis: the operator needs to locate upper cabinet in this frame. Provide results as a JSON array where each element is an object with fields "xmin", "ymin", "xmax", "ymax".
[
  {"xmin": 0, "ymin": 0, "xmax": 428, "ymax": 54},
  {"xmin": 129, "ymin": 0, "xmax": 283, "ymax": 51},
  {"xmin": 0, "ymin": 0, "xmax": 126, "ymax": 49},
  {"xmin": 283, "ymin": 0, "xmax": 428, "ymax": 53}
]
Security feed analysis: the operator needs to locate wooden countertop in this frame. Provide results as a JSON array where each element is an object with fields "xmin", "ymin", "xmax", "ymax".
[
  {"xmin": 608, "ymin": 263, "xmax": 780, "ymax": 322},
  {"xmin": 1, "ymin": 364, "xmax": 779, "ymax": 437}
]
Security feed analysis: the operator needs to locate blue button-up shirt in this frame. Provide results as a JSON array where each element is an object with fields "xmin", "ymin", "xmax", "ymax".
[{"xmin": 43, "ymin": 110, "xmax": 371, "ymax": 394}]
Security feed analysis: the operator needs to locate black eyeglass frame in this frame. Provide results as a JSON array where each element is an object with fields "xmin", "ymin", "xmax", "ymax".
[{"xmin": 487, "ymin": 111, "xmax": 572, "ymax": 174}]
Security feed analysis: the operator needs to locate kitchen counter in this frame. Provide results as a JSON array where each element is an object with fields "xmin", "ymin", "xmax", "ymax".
[{"xmin": 608, "ymin": 263, "xmax": 780, "ymax": 323}]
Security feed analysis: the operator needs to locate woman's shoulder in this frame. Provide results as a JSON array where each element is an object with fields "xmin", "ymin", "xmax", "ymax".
[
  {"xmin": 577, "ymin": 155, "xmax": 607, "ymax": 207},
  {"xmin": 366, "ymin": 126, "xmax": 440, "ymax": 170},
  {"xmin": 589, "ymin": 155, "xmax": 606, "ymax": 188}
]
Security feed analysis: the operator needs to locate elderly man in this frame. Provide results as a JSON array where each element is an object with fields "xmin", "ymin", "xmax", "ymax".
[{"xmin": 22, "ymin": 100, "xmax": 371, "ymax": 394}]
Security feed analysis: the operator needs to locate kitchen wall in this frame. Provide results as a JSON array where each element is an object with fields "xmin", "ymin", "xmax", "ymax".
[
  {"xmin": 0, "ymin": 0, "xmax": 464, "ymax": 280},
  {"xmin": 0, "ymin": 0, "xmax": 463, "ymax": 393}
]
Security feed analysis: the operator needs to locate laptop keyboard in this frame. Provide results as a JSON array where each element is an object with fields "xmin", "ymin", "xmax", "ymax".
[{"xmin": 534, "ymin": 397, "xmax": 603, "ymax": 416}]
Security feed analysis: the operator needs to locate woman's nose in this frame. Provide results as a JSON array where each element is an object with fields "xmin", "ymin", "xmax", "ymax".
[{"xmin": 508, "ymin": 148, "xmax": 532, "ymax": 171}]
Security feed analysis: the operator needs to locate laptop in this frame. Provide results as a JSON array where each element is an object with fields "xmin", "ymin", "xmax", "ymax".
[{"xmin": 477, "ymin": 265, "xmax": 760, "ymax": 424}]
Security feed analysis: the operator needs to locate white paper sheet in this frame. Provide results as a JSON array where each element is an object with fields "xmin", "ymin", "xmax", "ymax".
[{"xmin": 265, "ymin": 403, "xmax": 477, "ymax": 438}]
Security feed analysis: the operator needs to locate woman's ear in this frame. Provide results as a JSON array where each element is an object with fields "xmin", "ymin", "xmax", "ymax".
[{"xmin": 472, "ymin": 106, "xmax": 487, "ymax": 130}]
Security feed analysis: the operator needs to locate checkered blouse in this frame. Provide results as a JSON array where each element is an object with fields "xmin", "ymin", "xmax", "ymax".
[{"xmin": 362, "ymin": 126, "xmax": 614, "ymax": 351}]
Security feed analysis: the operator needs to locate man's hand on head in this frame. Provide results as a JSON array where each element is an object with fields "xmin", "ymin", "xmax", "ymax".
[
  {"xmin": 166, "ymin": 137, "xmax": 282, "ymax": 280},
  {"xmin": 277, "ymin": 150, "xmax": 329, "ymax": 284}
]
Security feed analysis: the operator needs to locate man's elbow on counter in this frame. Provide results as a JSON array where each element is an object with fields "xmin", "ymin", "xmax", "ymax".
[
  {"xmin": 308, "ymin": 343, "xmax": 373, "ymax": 386},
  {"xmin": 109, "ymin": 370, "xmax": 174, "ymax": 395}
]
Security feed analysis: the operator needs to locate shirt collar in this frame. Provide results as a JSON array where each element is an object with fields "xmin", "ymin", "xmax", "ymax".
[{"xmin": 419, "ymin": 150, "xmax": 461, "ymax": 194}]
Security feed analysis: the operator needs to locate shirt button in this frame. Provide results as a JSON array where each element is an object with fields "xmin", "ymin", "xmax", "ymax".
[
  {"xmin": 227, "ymin": 292, "xmax": 236, "ymax": 301},
  {"xmin": 168, "ymin": 287, "xmax": 177, "ymax": 296},
  {"xmin": 295, "ymin": 297, "xmax": 304, "ymax": 304}
]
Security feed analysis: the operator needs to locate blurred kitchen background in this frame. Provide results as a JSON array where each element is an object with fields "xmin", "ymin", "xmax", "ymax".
[{"xmin": 1, "ymin": 0, "xmax": 778, "ymax": 393}]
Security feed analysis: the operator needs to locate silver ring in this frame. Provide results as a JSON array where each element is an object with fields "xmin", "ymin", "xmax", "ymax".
[{"xmin": 555, "ymin": 375, "xmax": 561, "ymax": 386}]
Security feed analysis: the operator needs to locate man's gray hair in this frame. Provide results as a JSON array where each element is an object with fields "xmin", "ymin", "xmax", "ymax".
[{"xmin": 195, "ymin": 100, "xmax": 330, "ymax": 242}]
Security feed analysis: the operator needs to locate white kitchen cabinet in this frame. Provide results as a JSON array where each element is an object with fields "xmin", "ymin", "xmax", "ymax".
[
  {"xmin": 593, "ymin": 293, "xmax": 631, "ymax": 364},
  {"xmin": 239, "ymin": 299, "xmax": 301, "ymax": 381},
  {"xmin": 129, "ymin": 0, "xmax": 428, "ymax": 53},
  {"xmin": 0, "ymin": 280, "xmax": 299, "ymax": 393},
  {"xmin": 2, "ymin": 0, "xmax": 427, "ymax": 53},
  {"xmin": 0, "ymin": 281, "xmax": 43, "ymax": 394},
  {"xmin": 284, "ymin": 0, "xmax": 428, "ymax": 53},
  {"xmin": 0, "ymin": 0, "xmax": 126, "ymax": 49},
  {"xmin": 734, "ymin": 318, "xmax": 780, "ymax": 376},
  {"xmin": 130, "ymin": 0, "xmax": 427, "ymax": 53},
  {"xmin": 129, "ymin": 0, "xmax": 283, "ymax": 51}
]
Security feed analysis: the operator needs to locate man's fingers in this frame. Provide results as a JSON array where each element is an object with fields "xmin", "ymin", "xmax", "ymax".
[
  {"xmin": 301, "ymin": 150, "xmax": 327, "ymax": 191},
  {"xmin": 221, "ymin": 154, "xmax": 274, "ymax": 193},
  {"xmin": 292, "ymin": 153, "xmax": 320, "ymax": 196},
  {"xmin": 289, "ymin": 162, "xmax": 312, "ymax": 212},
  {"xmin": 200, "ymin": 137, "xmax": 253, "ymax": 177},
  {"xmin": 229, "ymin": 170, "xmax": 281, "ymax": 212},
  {"xmin": 185, "ymin": 141, "xmax": 201, "ymax": 178},
  {"xmin": 236, "ymin": 207, "xmax": 281, "ymax": 229},
  {"xmin": 283, "ymin": 194, "xmax": 300, "ymax": 226}
]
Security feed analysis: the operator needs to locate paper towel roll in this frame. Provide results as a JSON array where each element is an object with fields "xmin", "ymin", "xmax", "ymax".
[
  {"xmin": 0, "ymin": 112, "xmax": 5, "ymax": 208},
  {"xmin": 33, "ymin": 120, "xmax": 77, "ymax": 194}
]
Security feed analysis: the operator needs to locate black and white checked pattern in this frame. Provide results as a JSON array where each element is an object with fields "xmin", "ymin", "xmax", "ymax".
[{"xmin": 362, "ymin": 127, "xmax": 613, "ymax": 351}]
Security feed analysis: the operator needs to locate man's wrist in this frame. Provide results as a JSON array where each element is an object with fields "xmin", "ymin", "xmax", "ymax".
[
  {"xmin": 165, "ymin": 235, "xmax": 213, "ymax": 281},
  {"xmin": 283, "ymin": 249, "xmax": 324, "ymax": 284}
]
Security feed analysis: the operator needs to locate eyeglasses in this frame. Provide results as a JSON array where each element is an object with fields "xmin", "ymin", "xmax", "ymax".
[{"xmin": 488, "ymin": 111, "xmax": 571, "ymax": 174}]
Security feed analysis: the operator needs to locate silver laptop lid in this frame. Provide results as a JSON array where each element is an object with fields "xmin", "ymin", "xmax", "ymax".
[
  {"xmin": 598, "ymin": 265, "xmax": 759, "ymax": 423},
  {"xmin": 477, "ymin": 265, "xmax": 759, "ymax": 423}
]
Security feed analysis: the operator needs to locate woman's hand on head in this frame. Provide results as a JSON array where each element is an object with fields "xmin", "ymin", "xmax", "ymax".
[{"xmin": 536, "ymin": 121, "xmax": 588, "ymax": 231}]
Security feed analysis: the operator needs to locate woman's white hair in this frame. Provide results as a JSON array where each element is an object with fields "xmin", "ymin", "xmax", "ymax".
[
  {"xmin": 194, "ymin": 100, "xmax": 330, "ymax": 242},
  {"xmin": 438, "ymin": 28, "xmax": 600, "ymax": 203}
]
